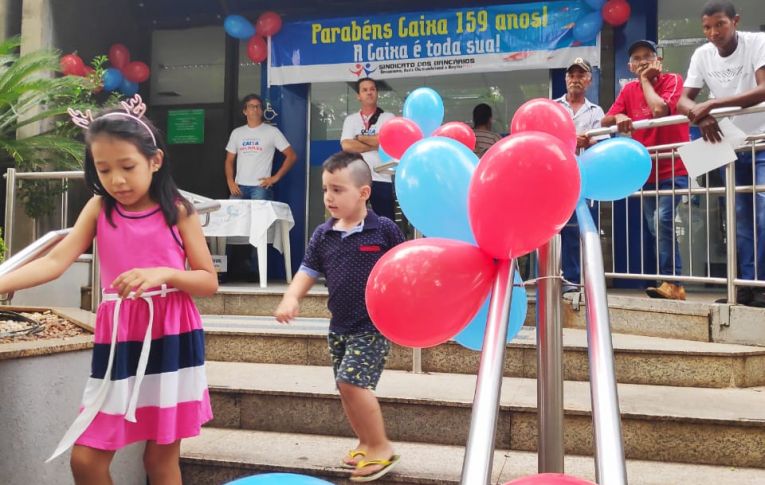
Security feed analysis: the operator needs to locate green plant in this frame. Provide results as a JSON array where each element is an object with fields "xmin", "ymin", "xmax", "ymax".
[{"xmin": 0, "ymin": 37, "xmax": 115, "ymax": 218}]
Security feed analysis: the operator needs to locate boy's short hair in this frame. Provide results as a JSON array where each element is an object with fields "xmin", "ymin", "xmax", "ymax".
[
  {"xmin": 473, "ymin": 103, "xmax": 493, "ymax": 127},
  {"xmin": 702, "ymin": 1, "xmax": 737, "ymax": 18},
  {"xmin": 323, "ymin": 151, "xmax": 372, "ymax": 187}
]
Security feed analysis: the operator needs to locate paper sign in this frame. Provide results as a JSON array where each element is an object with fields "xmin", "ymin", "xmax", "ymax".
[{"xmin": 677, "ymin": 119, "xmax": 747, "ymax": 179}]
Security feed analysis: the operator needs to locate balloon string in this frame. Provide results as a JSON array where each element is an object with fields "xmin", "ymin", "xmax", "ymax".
[{"xmin": 518, "ymin": 275, "xmax": 582, "ymax": 288}]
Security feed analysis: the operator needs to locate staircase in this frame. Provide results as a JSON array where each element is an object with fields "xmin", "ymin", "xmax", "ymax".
[{"xmin": 181, "ymin": 286, "xmax": 765, "ymax": 484}]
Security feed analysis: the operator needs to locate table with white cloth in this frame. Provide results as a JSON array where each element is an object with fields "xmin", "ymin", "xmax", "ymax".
[{"xmin": 203, "ymin": 200, "xmax": 294, "ymax": 288}]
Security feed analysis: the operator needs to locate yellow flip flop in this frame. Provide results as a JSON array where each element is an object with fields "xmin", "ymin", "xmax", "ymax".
[
  {"xmin": 341, "ymin": 449, "xmax": 366, "ymax": 469},
  {"xmin": 350, "ymin": 454, "xmax": 400, "ymax": 482}
]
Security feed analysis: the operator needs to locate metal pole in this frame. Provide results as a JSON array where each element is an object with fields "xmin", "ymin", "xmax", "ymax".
[
  {"xmin": 725, "ymin": 162, "xmax": 738, "ymax": 303},
  {"xmin": 577, "ymin": 201, "xmax": 627, "ymax": 485},
  {"xmin": 536, "ymin": 236, "xmax": 564, "ymax": 473},
  {"xmin": 4, "ymin": 168, "xmax": 16, "ymax": 259},
  {"xmin": 461, "ymin": 258, "xmax": 515, "ymax": 485},
  {"xmin": 91, "ymin": 242, "xmax": 101, "ymax": 312}
]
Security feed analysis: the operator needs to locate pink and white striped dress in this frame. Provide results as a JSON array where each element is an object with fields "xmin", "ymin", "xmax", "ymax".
[{"xmin": 48, "ymin": 202, "xmax": 212, "ymax": 460}]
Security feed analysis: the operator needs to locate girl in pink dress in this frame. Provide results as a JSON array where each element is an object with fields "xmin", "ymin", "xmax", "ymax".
[{"xmin": 0, "ymin": 95, "xmax": 217, "ymax": 484}]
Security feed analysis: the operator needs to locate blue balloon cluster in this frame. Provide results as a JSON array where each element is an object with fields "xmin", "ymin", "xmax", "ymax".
[
  {"xmin": 226, "ymin": 473, "xmax": 334, "ymax": 485},
  {"xmin": 403, "ymin": 87, "xmax": 444, "ymax": 137},
  {"xmin": 455, "ymin": 271, "xmax": 528, "ymax": 351},
  {"xmin": 224, "ymin": 15, "xmax": 256, "ymax": 39},
  {"xmin": 102, "ymin": 67, "xmax": 139, "ymax": 96},
  {"xmin": 573, "ymin": 11, "xmax": 603, "ymax": 43}
]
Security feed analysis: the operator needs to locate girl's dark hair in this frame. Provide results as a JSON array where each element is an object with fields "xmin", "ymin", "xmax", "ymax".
[{"xmin": 83, "ymin": 109, "xmax": 194, "ymax": 227}]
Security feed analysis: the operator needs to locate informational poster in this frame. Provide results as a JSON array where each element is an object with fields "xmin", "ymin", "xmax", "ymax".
[
  {"xmin": 167, "ymin": 109, "xmax": 205, "ymax": 144},
  {"xmin": 269, "ymin": 1, "xmax": 599, "ymax": 85}
]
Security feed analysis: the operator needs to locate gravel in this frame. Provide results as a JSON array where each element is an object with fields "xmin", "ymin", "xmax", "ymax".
[{"xmin": 0, "ymin": 311, "xmax": 87, "ymax": 343}]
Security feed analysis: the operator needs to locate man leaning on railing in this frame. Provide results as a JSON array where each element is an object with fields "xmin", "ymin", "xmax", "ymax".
[
  {"xmin": 678, "ymin": 0, "xmax": 765, "ymax": 307},
  {"xmin": 602, "ymin": 39, "xmax": 690, "ymax": 301}
]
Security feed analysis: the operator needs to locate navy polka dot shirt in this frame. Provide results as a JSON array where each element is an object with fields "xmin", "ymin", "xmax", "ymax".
[{"xmin": 300, "ymin": 211, "xmax": 405, "ymax": 334}]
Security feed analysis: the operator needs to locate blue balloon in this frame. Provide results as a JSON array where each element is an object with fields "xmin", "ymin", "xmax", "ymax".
[
  {"xmin": 584, "ymin": 0, "xmax": 606, "ymax": 10},
  {"xmin": 102, "ymin": 68, "xmax": 123, "ymax": 92},
  {"xmin": 119, "ymin": 78, "xmax": 139, "ymax": 96},
  {"xmin": 395, "ymin": 136, "xmax": 478, "ymax": 243},
  {"xmin": 226, "ymin": 473, "xmax": 334, "ymax": 485},
  {"xmin": 573, "ymin": 11, "xmax": 603, "ymax": 43},
  {"xmin": 224, "ymin": 15, "xmax": 256, "ymax": 39},
  {"xmin": 403, "ymin": 87, "xmax": 444, "ymax": 137},
  {"xmin": 578, "ymin": 137, "xmax": 651, "ymax": 201},
  {"xmin": 455, "ymin": 271, "xmax": 528, "ymax": 351}
]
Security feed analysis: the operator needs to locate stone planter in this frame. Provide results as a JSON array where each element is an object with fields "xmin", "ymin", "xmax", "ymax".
[{"xmin": 0, "ymin": 307, "xmax": 145, "ymax": 485}]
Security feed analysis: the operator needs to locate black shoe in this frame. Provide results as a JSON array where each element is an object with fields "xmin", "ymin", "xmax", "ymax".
[
  {"xmin": 715, "ymin": 287, "xmax": 753, "ymax": 305},
  {"xmin": 748, "ymin": 289, "xmax": 765, "ymax": 308}
]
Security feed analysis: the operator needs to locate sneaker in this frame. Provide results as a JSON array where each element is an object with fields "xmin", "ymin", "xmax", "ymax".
[
  {"xmin": 715, "ymin": 287, "xmax": 753, "ymax": 305},
  {"xmin": 562, "ymin": 284, "xmax": 579, "ymax": 294},
  {"xmin": 645, "ymin": 282, "xmax": 686, "ymax": 300}
]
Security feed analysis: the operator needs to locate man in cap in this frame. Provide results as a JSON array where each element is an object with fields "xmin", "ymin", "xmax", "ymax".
[
  {"xmin": 602, "ymin": 40, "xmax": 690, "ymax": 300},
  {"xmin": 555, "ymin": 58, "xmax": 606, "ymax": 294}
]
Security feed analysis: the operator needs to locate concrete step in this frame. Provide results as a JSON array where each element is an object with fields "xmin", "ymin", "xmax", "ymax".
[
  {"xmin": 205, "ymin": 361, "xmax": 765, "ymax": 469},
  {"xmin": 181, "ymin": 428, "xmax": 765, "ymax": 485},
  {"xmin": 198, "ymin": 284, "xmax": 765, "ymax": 346},
  {"xmin": 202, "ymin": 315, "xmax": 765, "ymax": 388}
]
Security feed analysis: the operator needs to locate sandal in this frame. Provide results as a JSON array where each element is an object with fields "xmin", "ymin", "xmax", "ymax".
[
  {"xmin": 350, "ymin": 454, "xmax": 400, "ymax": 482},
  {"xmin": 341, "ymin": 449, "xmax": 366, "ymax": 469}
]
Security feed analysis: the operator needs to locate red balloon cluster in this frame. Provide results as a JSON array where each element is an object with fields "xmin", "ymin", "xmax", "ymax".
[
  {"xmin": 60, "ymin": 53, "xmax": 87, "ymax": 76},
  {"xmin": 602, "ymin": 0, "xmax": 631, "ymax": 27},
  {"xmin": 242, "ymin": 11, "xmax": 283, "ymax": 63},
  {"xmin": 108, "ymin": 44, "xmax": 151, "ymax": 83},
  {"xmin": 503, "ymin": 473, "xmax": 597, "ymax": 485}
]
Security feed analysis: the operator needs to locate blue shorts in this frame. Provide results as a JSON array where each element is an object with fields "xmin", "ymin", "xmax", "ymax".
[{"xmin": 328, "ymin": 330, "xmax": 390, "ymax": 390}]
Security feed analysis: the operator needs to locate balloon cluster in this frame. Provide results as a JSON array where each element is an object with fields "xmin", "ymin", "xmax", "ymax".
[
  {"xmin": 574, "ymin": 0, "xmax": 632, "ymax": 43},
  {"xmin": 60, "ymin": 44, "xmax": 150, "ymax": 97},
  {"xmin": 504, "ymin": 473, "xmax": 597, "ymax": 485},
  {"xmin": 366, "ymin": 88, "xmax": 651, "ymax": 351},
  {"xmin": 223, "ymin": 12, "xmax": 283, "ymax": 64}
]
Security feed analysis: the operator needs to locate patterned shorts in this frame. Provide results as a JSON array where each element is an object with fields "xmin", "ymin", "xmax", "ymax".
[{"xmin": 328, "ymin": 330, "xmax": 391, "ymax": 390}]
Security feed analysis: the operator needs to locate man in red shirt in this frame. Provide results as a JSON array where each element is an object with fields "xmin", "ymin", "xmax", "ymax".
[{"xmin": 602, "ymin": 40, "xmax": 690, "ymax": 300}]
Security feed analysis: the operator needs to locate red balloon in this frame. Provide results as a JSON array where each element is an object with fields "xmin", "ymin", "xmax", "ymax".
[
  {"xmin": 504, "ymin": 473, "xmax": 597, "ymax": 485},
  {"xmin": 511, "ymin": 98, "xmax": 577, "ymax": 154},
  {"xmin": 432, "ymin": 122, "xmax": 477, "ymax": 151},
  {"xmin": 247, "ymin": 35, "xmax": 268, "ymax": 63},
  {"xmin": 366, "ymin": 238, "xmax": 496, "ymax": 348},
  {"xmin": 468, "ymin": 131, "xmax": 581, "ymax": 259},
  {"xmin": 123, "ymin": 61, "xmax": 150, "ymax": 83},
  {"xmin": 602, "ymin": 0, "xmax": 631, "ymax": 27},
  {"xmin": 60, "ymin": 53, "xmax": 86, "ymax": 76},
  {"xmin": 256, "ymin": 11, "xmax": 283, "ymax": 37},
  {"xmin": 108, "ymin": 43, "xmax": 131, "ymax": 70},
  {"xmin": 379, "ymin": 117, "xmax": 424, "ymax": 159}
]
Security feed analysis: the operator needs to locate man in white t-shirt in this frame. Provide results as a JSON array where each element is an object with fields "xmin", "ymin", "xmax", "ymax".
[
  {"xmin": 340, "ymin": 78, "xmax": 396, "ymax": 220},
  {"xmin": 224, "ymin": 94, "xmax": 297, "ymax": 201},
  {"xmin": 678, "ymin": 1, "xmax": 765, "ymax": 306},
  {"xmin": 223, "ymin": 94, "xmax": 297, "ymax": 282}
]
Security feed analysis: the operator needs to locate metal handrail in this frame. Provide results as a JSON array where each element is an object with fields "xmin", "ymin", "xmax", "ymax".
[
  {"xmin": 577, "ymin": 201, "xmax": 628, "ymax": 484},
  {"xmin": 3, "ymin": 168, "xmax": 221, "ymax": 309}
]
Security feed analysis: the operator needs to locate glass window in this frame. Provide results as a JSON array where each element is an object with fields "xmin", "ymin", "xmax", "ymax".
[
  {"xmin": 150, "ymin": 26, "xmax": 226, "ymax": 105},
  {"xmin": 238, "ymin": 40, "xmax": 263, "ymax": 102},
  {"xmin": 310, "ymin": 70, "xmax": 549, "ymax": 141}
]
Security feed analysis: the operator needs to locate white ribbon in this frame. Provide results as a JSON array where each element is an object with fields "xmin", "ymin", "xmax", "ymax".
[{"xmin": 47, "ymin": 285, "xmax": 177, "ymax": 462}]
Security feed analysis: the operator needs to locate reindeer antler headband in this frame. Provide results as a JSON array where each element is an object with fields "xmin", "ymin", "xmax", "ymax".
[{"xmin": 67, "ymin": 94, "xmax": 156, "ymax": 146}]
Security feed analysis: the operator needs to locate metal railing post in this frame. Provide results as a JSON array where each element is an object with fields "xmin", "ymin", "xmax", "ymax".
[
  {"xmin": 725, "ymin": 161, "xmax": 738, "ymax": 303},
  {"xmin": 4, "ymin": 168, "xmax": 16, "ymax": 259},
  {"xmin": 536, "ymin": 236, "xmax": 564, "ymax": 473},
  {"xmin": 461, "ymin": 258, "xmax": 515, "ymax": 485},
  {"xmin": 577, "ymin": 201, "xmax": 628, "ymax": 485}
]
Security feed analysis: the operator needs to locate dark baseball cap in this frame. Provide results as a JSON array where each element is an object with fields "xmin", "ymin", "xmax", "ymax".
[
  {"xmin": 628, "ymin": 40, "xmax": 658, "ymax": 57},
  {"xmin": 566, "ymin": 57, "xmax": 592, "ymax": 73}
]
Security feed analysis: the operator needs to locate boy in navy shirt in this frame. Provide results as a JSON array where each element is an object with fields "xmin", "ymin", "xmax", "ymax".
[{"xmin": 275, "ymin": 151, "xmax": 404, "ymax": 482}]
